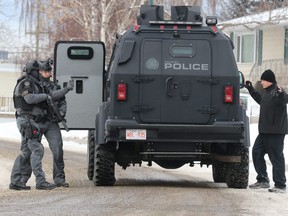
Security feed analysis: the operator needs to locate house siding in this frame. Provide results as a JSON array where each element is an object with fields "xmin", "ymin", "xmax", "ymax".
[
  {"xmin": 224, "ymin": 26, "xmax": 286, "ymax": 79},
  {"xmin": 0, "ymin": 72, "xmax": 20, "ymax": 97},
  {"xmin": 220, "ymin": 7, "xmax": 288, "ymax": 90},
  {"xmin": 262, "ymin": 26, "xmax": 284, "ymax": 61},
  {"xmin": 0, "ymin": 64, "xmax": 21, "ymax": 112}
]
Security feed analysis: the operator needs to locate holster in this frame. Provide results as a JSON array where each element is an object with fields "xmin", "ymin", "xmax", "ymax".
[{"xmin": 20, "ymin": 119, "xmax": 42, "ymax": 141}]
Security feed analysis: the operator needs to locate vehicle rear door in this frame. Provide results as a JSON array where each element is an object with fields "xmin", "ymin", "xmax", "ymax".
[
  {"xmin": 140, "ymin": 39, "xmax": 212, "ymax": 124},
  {"xmin": 54, "ymin": 41, "xmax": 105, "ymax": 129}
]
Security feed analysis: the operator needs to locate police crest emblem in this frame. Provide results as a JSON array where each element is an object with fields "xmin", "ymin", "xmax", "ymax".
[{"xmin": 24, "ymin": 81, "xmax": 31, "ymax": 87}]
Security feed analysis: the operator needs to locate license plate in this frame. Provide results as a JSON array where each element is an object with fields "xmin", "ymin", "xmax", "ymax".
[{"xmin": 126, "ymin": 129, "xmax": 146, "ymax": 140}]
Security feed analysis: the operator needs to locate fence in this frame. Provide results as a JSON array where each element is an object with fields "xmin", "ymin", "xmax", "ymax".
[
  {"xmin": 0, "ymin": 97, "xmax": 15, "ymax": 113},
  {"xmin": 249, "ymin": 59, "xmax": 288, "ymax": 91}
]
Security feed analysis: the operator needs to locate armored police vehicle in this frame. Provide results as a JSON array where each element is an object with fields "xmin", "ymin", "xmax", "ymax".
[{"xmin": 54, "ymin": 5, "xmax": 249, "ymax": 188}]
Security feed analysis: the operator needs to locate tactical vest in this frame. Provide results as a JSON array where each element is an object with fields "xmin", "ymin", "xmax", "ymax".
[{"xmin": 13, "ymin": 75, "xmax": 46, "ymax": 112}]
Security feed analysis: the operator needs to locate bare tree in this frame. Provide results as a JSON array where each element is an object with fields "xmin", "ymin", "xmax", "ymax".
[
  {"xmin": 217, "ymin": 0, "xmax": 288, "ymax": 21},
  {"xmin": 43, "ymin": 0, "xmax": 145, "ymax": 59}
]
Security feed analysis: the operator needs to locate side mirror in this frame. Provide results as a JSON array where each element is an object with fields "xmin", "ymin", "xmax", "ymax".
[{"xmin": 239, "ymin": 71, "xmax": 245, "ymax": 89}]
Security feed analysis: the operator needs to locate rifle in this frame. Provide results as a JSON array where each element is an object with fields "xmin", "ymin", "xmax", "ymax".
[{"xmin": 47, "ymin": 99, "xmax": 69, "ymax": 132}]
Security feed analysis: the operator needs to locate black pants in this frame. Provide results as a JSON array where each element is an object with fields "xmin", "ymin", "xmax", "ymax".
[{"xmin": 252, "ymin": 133, "xmax": 286, "ymax": 188}]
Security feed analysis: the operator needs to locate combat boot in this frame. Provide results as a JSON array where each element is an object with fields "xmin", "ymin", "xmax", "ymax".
[
  {"xmin": 249, "ymin": 181, "xmax": 270, "ymax": 189},
  {"xmin": 36, "ymin": 181, "xmax": 57, "ymax": 190},
  {"xmin": 56, "ymin": 182, "xmax": 69, "ymax": 187},
  {"xmin": 268, "ymin": 187, "xmax": 286, "ymax": 193},
  {"xmin": 9, "ymin": 182, "xmax": 31, "ymax": 190}
]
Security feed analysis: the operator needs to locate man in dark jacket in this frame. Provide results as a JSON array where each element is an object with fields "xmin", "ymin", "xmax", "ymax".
[{"xmin": 246, "ymin": 69, "xmax": 288, "ymax": 193}]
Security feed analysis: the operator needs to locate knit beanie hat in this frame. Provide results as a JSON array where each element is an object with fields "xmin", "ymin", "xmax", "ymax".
[{"xmin": 260, "ymin": 69, "xmax": 276, "ymax": 83}]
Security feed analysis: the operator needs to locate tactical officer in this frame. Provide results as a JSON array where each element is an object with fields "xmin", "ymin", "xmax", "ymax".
[
  {"xmin": 39, "ymin": 59, "xmax": 73, "ymax": 187},
  {"xmin": 10, "ymin": 60, "xmax": 57, "ymax": 190},
  {"xmin": 9, "ymin": 60, "xmax": 74, "ymax": 190}
]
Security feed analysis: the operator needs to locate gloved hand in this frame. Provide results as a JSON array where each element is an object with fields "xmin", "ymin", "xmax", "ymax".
[
  {"xmin": 47, "ymin": 94, "xmax": 53, "ymax": 104},
  {"xmin": 245, "ymin": 80, "xmax": 252, "ymax": 87},
  {"xmin": 272, "ymin": 85, "xmax": 282, "ymax": 97},
  {"xmin": 66, "ymin": 80, "xmax": 74, "ymax": 91},
  {"xmin": 244, "ymin": 80, "xmax": 253, "ymax": 91},
  {"xmin": 59, "ymin": 111, "xmax": 66, "ymax": 118}
]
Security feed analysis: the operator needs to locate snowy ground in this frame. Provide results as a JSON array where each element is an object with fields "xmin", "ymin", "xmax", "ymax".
[
  {"xmin": 0, "ymin": 116, "xmax": 288, "ymax": 174},
  {"xmin": 0, "ymin": 117, "xmax": 87, "ymax": 154},
  {"xmin": 1, "ymin": 117, "xmax": 288, "ymax": 157}
]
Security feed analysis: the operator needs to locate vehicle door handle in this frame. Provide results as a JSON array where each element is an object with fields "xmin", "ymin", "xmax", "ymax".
[
  {"xmin": 166, "ymin": 77, "xmax": 178, "ymax": 97},
  {"xmin": 166, "ymin": 77, "xmax": 173, "ymax": 97},
  {"xmin": 68, "ymin": 76, "xmax": 88, "ymax": 94}
]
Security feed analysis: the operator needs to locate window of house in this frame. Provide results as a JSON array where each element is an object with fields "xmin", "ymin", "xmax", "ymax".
[
  {"xmin": 235, "ymin": 33, "xmax": 255, "ymax": 63},
  {"xmin": 284, "ymin": 29, "xmax": 288, "ymax": 64}
]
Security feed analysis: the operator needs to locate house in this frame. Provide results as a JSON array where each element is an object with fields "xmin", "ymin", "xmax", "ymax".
[
  {"xmin": 220, "ymin": 7, "xmax": 288, "ymax": 90},
  {"xmin": 0, "ymin": 64, "xmax": 22, "ymax": 113}
]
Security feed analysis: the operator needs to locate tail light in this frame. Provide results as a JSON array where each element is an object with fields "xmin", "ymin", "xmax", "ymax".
[
  {"xmin": 133, "ymin": 25, "xmax": 141, "ymax": 32},
  {"xmin": 224, "ymin": 85, "xmax": 233, "ymax": 103},
  {"xmin": 117, "ymin": 83, "xmax": 127, "ymax": 101}
]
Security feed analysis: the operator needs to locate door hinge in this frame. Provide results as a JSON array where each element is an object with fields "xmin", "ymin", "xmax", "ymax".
[
  {"xmin": 197, "ymin": 106, "xmax": 218, "ymax": 114},
  {"xmin": 133, "ymin": 75, "xmax": 154, "ymax": 83},
  {"xmin": 131, "ymin": 104, "xmax": 153, "ymax": 113},
  {"xmin": 197, "ymin": 77, "xmax": 219, "ymax": 85}
]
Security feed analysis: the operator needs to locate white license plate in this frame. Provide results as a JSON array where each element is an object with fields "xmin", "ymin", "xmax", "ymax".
[{"xmin": 126, "ymin": 129, "xmax": 147, "ymax": 140}]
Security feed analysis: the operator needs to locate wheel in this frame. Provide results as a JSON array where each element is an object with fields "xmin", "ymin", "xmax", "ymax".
[
  {"xmin": 226, "ymin": 143, "xmax": 249, "ymax": 189},
  {"xmin": 87, "ymin": 130, "xmax": 95, "ymax": 180},
  {"xmin": 92, "ymin": 141, "xmax": 116, "ymax": 186},
  {"xmin": 212, "ymin": 161, "xmax": 227, "ymax": 183}
]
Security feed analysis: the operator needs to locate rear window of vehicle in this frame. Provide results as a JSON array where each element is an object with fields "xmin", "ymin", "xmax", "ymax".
[
  {"xmin": 170, "ymin": 45, "xmax": 195, "ymax": 57},
  {"xmin": 68, "ymin": 46, "xmax": 94, "ymax": 59}
]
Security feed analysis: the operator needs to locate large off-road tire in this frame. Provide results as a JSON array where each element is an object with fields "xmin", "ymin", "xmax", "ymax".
[
  {"xmin": 226, "ymin": 143, "xmax": 249, "ymax": 189},
  {"xmin": 87, "ymin": 130, "xmax": 95, "ymax": 180},
  {"xmin": 93, "ymin": 142, "xmax": 116, "ymax": 186},
  {"xmin": 212, "ymin": 161, "xmax": 227, "ymax": 183}
]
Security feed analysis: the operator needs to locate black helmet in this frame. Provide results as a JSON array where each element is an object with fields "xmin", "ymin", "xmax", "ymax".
[
  {"xmin": 39, "ymin": 58, "xmax": 53, "ymax": 71},
  {"xmin": 23, "ymin": 60, "xmax": 41, "ymax": 74},
  {"xmin": 23, "ymin": 60, "xmax": 42, "ymax": 81}
]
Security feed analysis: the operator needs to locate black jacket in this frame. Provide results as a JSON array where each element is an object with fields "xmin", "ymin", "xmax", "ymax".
[{"xmin": 247, "ymin": 83, "xmax": 288, "ymax": 134}]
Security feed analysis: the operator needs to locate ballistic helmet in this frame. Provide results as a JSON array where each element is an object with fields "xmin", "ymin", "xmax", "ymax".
[
  {"xmin": 23, "ymin": 60, "xmax": 42, "ymax": 81},
  {"xmin": 40, "ymin": 58, "xmax": 53, "ymax": 71},
  {"xmin": 23, "ymin": 60, "xmax": 41, "ymax": 74}
]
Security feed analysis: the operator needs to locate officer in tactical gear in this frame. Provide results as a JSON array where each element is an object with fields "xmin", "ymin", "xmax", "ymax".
[
  {"xmin": 38, "ymin": 58, "xmax": 73, "ymax": 187},
  {"xmin": 9, "ymin": 59, "xmax": 74, "ymax": 190},
  {"xmin": 10, "ymin": 60, "xmax": 57, "ymax": 190}
]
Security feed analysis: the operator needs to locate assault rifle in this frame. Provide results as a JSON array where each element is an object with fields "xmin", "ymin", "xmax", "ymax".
[{"xmin": 47, "ymin": 98, "xmax": 69, "ymax": 132}]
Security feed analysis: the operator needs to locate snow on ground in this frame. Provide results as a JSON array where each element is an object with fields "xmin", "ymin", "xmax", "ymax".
[
  {"xmin": 0, "ymin": 117, "xmax": 87, "ymax": 153},
  {"xmin": 0, "ymin": 117, "xmax": 288, "ymax": 164}
]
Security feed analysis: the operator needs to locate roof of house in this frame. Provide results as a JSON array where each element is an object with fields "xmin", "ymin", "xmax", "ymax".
[{"xmin": 219, "ymin": 7, "xmax": 288, "ymax": 31}]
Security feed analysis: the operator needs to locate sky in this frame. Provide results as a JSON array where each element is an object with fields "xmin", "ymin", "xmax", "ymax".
[
  {"xmin": 0, "ymin": 1, "xmax": 29, "ymax": 49},
  {"xmin": 0, "ymin": 1, "xmax": 19, "ymax": 26},
  {"xmin": 0, "ymin": 1, "xmax": 19, "ymax": 33}
]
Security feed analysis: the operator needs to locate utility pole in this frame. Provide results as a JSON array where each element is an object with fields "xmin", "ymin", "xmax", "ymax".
[
  {"xmin": 35, "ymin": 1, "xmax": 40, "ymax": 59},
  {"xmin": 25, "ymin": 0, "xmax": 48, "ymax": 59}
]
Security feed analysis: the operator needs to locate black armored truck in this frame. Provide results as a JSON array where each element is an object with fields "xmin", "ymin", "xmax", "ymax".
[{"xmin": 54, "ymin": 5, "xmax": 249, "ymax": 188}]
